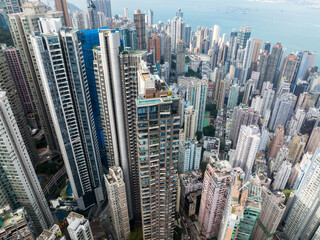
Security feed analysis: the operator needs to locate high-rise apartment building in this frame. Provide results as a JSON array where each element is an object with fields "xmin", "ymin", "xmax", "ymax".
[
  {"xmin": 148, "ymin": 34, "xmax": 161, "ymax": 63},
  {"xmin": 233, "ymin": 125, "xmax": 260, "ymax": 180},
  {"xmin": 8, "ymin": 1, "xmax": 63, "ymax": 152},
  {"xmin": 227, "ymin": 84, "xmax": 239, "ymax": 110},
  {"xmin": 281, "ymin": 54, "xmax": 298, "ymax": 85},
  {"xmin": 105, "ymin": 167, "xmax": 130, "ymax": 240},
  {"xmin": 284, "ymin": 149, "xmax": 320, "ymax": 239},
  {"xmin": 93, "ymin": 29, "xmax": 148, "ymax": 219},
  {"xmin": 134, "ymin": 9, "xmax": 146, "ymax": 50},
  {"xmin": 230, "ymin": 105, "xmax": 260, "ymax": 148},
  {"xmin": 0, "ymin": 91, "xmax": 53, "ymax": 234},
  {"xmin": 0, "ymin": 47, "xmax": 40, "ymax": 166},
  {"xmin": 67, "ymin": 212, "xmax": 93, "ymax": 240},
  {"xmin": 306, "ymin": 126, "xmax": 320, "ymax": 154},
  {"xmin": 31, "ymin": 20, "xmax": 105, "ymax": 210},
  {"xmin": 176, "ymin": 40, "xmax": 186, "ymax": 74},
  {"xmin": 178, "ymin": 140, "xmax": 201, "ymax": 173},
  {"xmin": 136, "ymin": 63, "xmax": 180, "ymax": 239},
  {"xmin": 272, "ymin": 160, "xmax": 292, "ymax": 190},
  {"xmin": 147, "ymin": 9, "xmax": 153, "ymax": 27},
  {"xmin": 54, "ymin": 0, "xmax": 70, "ymax": 26},
  {"xmin": 94, "ymin": 0, "xmax": 112, "ymax": 19},
  {"xmin": 119, "ymin": 25, "xmax": 138, "ymax": 50},
  {"xmin": 257, "ymin": 51, "xmax": 270, "ymax": 91},
  {"xmin": 183, "ymin": 105, "xmax": 197, "ymax": 140},
  {"xmin": 264, "ymin": 43, "xmax": 284, "ymax": 85},
  {"xmin": 268, "ymin": 93, "xmax": 297, "ymax": 131},
  {"xmin": 251, "ymin": 187, "xmax": 286, "ymax": 240},
  {"xmin": 199, "ymin": 161, "xmax": 243, "ymax": 239},
  {"xmin": 269, "ymin": 125, "xmax": 285, "ymax": 159},
  {"xmin": 170, "ymin": 16, "xmax": 185, "ymax": 53},
  {"xmin": 288, "ymin": 133, "xmax": 308, "ymax": 165},
  {"xmin": 164, "ymin": 35, "xmax": 172, "ymax": 66}
]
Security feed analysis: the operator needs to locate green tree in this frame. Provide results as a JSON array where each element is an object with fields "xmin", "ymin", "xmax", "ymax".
[
  {"xmin": 220, "ymin": 141, "xmax": 225, "ymax": 151},
  {"xmin": 185, "ymin": 68, "xmax": 202, "ymax": 79},
  {"xmin": 129, "ymin": 225, "xmax": 143, "ymax": 240},
  {"xmin": 203, "ymin": 126, "xmax": 215, "ymax": 137},
  {"xmin": 206, "ymin": 104, "xmax": 218, "ymax": 118},
  {"xmin": 196, "ymin": 131, "xmax": 202, "ymax": 141}
]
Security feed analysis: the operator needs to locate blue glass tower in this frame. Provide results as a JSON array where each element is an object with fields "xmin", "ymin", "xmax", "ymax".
[{"xmin": 79, "ymin": 27, "xmax": 108, "ymax": 166}]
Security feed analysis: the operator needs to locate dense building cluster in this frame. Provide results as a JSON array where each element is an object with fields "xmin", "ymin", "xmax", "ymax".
[{"xmin": 0, "ymin": 0, "xmax": 319, "ymax": 239}]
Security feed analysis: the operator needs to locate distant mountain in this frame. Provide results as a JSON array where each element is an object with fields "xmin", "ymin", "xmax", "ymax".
[{"xmin": 67, "ymin": 1, "xmax": 82, "ymax": 12}]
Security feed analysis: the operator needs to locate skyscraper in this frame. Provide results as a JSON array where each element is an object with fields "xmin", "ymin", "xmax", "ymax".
[
  {"xmin": 178, "ymin": 140, "xmax": 202, "ymax": 173},
  {"xmin": 256, "ymin": 51, "xmax": 270, "ymax": 90},
  {"xmin": 93, "ymin": 29, "xmax": 148, "ymax": 219},
  {"xmin": 269, "ymin": 125, "xmax": 285, "ymax": 159},
  {"xmin": 281, "ymin": 54, "xmax": 298, "ymax": 85},
  {"xmin": 147, "ymin": 9, "xmax": 153, "ymax": 27},
  {"xmin": 8, "ymin": 1, "xmax": 63, "ymax": 153},
  {"xmin": 0, "ymin": 46, "xmax": 39, "ymax": 166},
  {"xmin": 268, "ymin": 93, "xmax": 297, "ymax": 131},
  {"xmin": 251, "ymin": 187, "xmax": 286, "ymax": 240},
  {"xmin": 67, "ymin": 212, "xmax": 93, "ymax": 240},
  {"xmin": 134, "ymin": 9, "xmax": 146, "ymax": 50},
  {"xmin": 233, "ymin": 125, "xmax": 260, "ymax": 180},
  {"xmin": 306, "ymin": 126, "xmax": 320, "ymax": 154},
  {"xmin": 148, "ymin": 34, "xmax": 161, "ymax": 63},
  {"xmin": 136, "ymin": 63, "xmax": 179, "ymax": 239},
  {"xmin": 94, "ymin": 0, "xmax": 112, "ymax": 19},
  {"xmin": 199, "ymin": 161, "xmax": 243, "ymax": 239},
  {"xmin": 54, "ymin": 0, "xmax": 70, "ymax": 26},
  {"xmin": 31, "ymin": 19, "xmax": 105, "ymax": 210},
  {"xmin": 176, "ymin": 40, "xmax": 186, "ymax": 74},
  {"xmin": 271, "ymin": 160, "xmax": 292, "ymax": 190},
  {"xmin": 0, "ymin": 91, "xmax": 53, "ymax": 234},
  {"xmin": 211, "ymin": 24, "xmax": 220, "ymax": 46},
  {"xmin": 227, "ymin": 84, "xmax": 240, "ymax": 110},
  {"xmin": 170, "ymin": 16, "xmax": 184, "ymax": 53},
  {"xmin": 237, "ymin": 26, "xmax": 251, "ymax": 49},
  {"xmin": 105, "ymin": 167, "xmax": 130, "ymax": 240},
  {"xmin": 264, "ymin": 43, "xmax": 284, "ymax": 85},
  {"xmin": 284, "ymin": 149, "xmax": 320, "ymax": 239}
]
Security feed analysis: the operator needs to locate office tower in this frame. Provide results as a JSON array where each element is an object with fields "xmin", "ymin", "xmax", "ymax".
[
  {"xmin": 270, "ymin": 146, "xmax": 289, "ymax": 173},
  {"xmin": 306, "ymin": 126, "xmax": 320, "ymax": 154},
  {"xmin": 176, "ymin": 40, "xmax": 186, "ymax": 74},
  {"xmin": 54, "ymin": 0, "xmax": 70, "ymax": 26},
  {"xmin": 183, "ymin": 105, "xmax": 197, "ymax": 140},
  {"xmin": 94, "ymin": 0, "xmax": 112, "ymax": 19},
  {"xmin": 237, "ymin": 26, "xmax": 251, "ymax": 49},
  {"xmin": 272, "ymin": 160, "xmax": 292, "ymax": 190},
  {"xmin": 268, "ymin": 93, "xmax": 297, "ymax": 131},
  {"xmin": 288, "ymin": 134, "xmax": 308, "ymax": 165},
  {"xmin": 230, "ymin": 105, "xmax": 260, "ymax": 148},
  {"xmin": 219, "ymin": 182, "xmax": 261, "ymax": 240},
  {"xmin": 147, "ymin": 9, "xmax": 153, "ymax": 27},
  {"xmin": 164, "ymin": 35, "xmax": 171, "ymax": 65},
  {"xmin": 67, "ymin": 212, "xmax": 93, "ymax": 240},
  {"xmin": 0, "ymin": 47, "xmax": 39, "ymax": 166},
  {"xmin": 31, "ymin": 21, "xmax": 105, "ymax": 210},
  {"xmin": 148, "ymin": 34, "xmax": 161, "ymax": 63},
  {"xmin": 211, "ymin": 24, "xmax": 220, "ymax": 46},
  {"xmin": 79, "ymin": 27, "xmax": 109, "ymax": 166},
  {"xmin": 87, "ymin": 0, "xmax": 98, "ymax": 29},
  {"xmin": 178, "ymin": 140, "xmax": 201, "ymax": 173},
  {"xmin": 8, "ymin": 1, "xmax": 62, "ymax": 152},
  {"xmin": 37, "ymin": 224, "xmax": 65, "ymax": 239},
  {"xmin": 199, "ymin": 161, "xmax": 242, "ymax": 239},
  {"xmin": 0, "ymin": 207, "xmax": 33, "ymax": 239},
  {"xmin": 176, "ymin": 8, "xmax": 183, "ymax": 18},
  {"xmin": 136, "ymin": 64, "xmax": 179, "ymax": 240},
  {"xmin": 243, "ymin": 79, "xmax": 256, "ymax": 105},
  {"xmin": 134, "ymin": 9, "xmax": 146, "ymax": 50},
  {"xmin": 94, "ymin": 29, "xmax": 147, "ymax": 219},
  {"xmin": 281, "ymin": 54, "xmax": 298, "ymax": 85},
  {"xmin": 72, "ymin": 11, "xmax": 86, "ymax": 30},
  {"xmin": 284, "ymin": 149, "xmax": 320, "ymax": 239},
  {"xmin": 233, "ymin": 125, "xmax": 260, "ymax": 180},
  {"xmin": 264, "ymin": 43, "xmax": 284, "ymax": 85},
  {"xmin": 287, "ymin": 108, "xmax": 306, "ymax": 137},
  {"xmin": 227, "ymin": 84, "xmax": 240, "ymax": 110},
  {"xmin": 119, "ymin": 25, "xmax": 138, "ymax": 50},
  {"xmin": 184, "ymin": 24, "xmax": 192, "ymax": 47},
  {"xmin": 295, "ymin": 51, "xmax": 316, "ymax": 80},
  {"xmin": 105, "ymin": 167, "xmax": 130, "ymax": 240},
  {"xmin": 124, "ymin": 8, "xmax": 128, "ymax": 19},
  {"xmin": 251, "ymin": 187, "xmax": 286, "ymax": 240},
  {"xmin": 269, "ymin": 125, "xmax": 285, "ymax": 158},
  {"xmin": 170, "ymin": 16, "xmax": 184, "ymax": 53},
  {"xmin": 228, "ymin": 28, "xmax": 238, "ymax": 61},
  {"xmin": 0, "ymin": 92, "xmax": 53, "ymax": 234},
  {"xmin": 257, "ymin": 51, "xmax": 270, "ymax": 90}
]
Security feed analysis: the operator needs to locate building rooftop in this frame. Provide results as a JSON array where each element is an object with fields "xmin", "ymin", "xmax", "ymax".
[{"xmin": 0, "ymin": 208, "xmax": 25, "ymax": 228}]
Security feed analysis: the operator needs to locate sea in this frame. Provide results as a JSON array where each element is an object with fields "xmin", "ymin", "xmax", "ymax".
[{"xmin": 69, "ymin": 0, "xmax": 320, "ymax": 65}]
